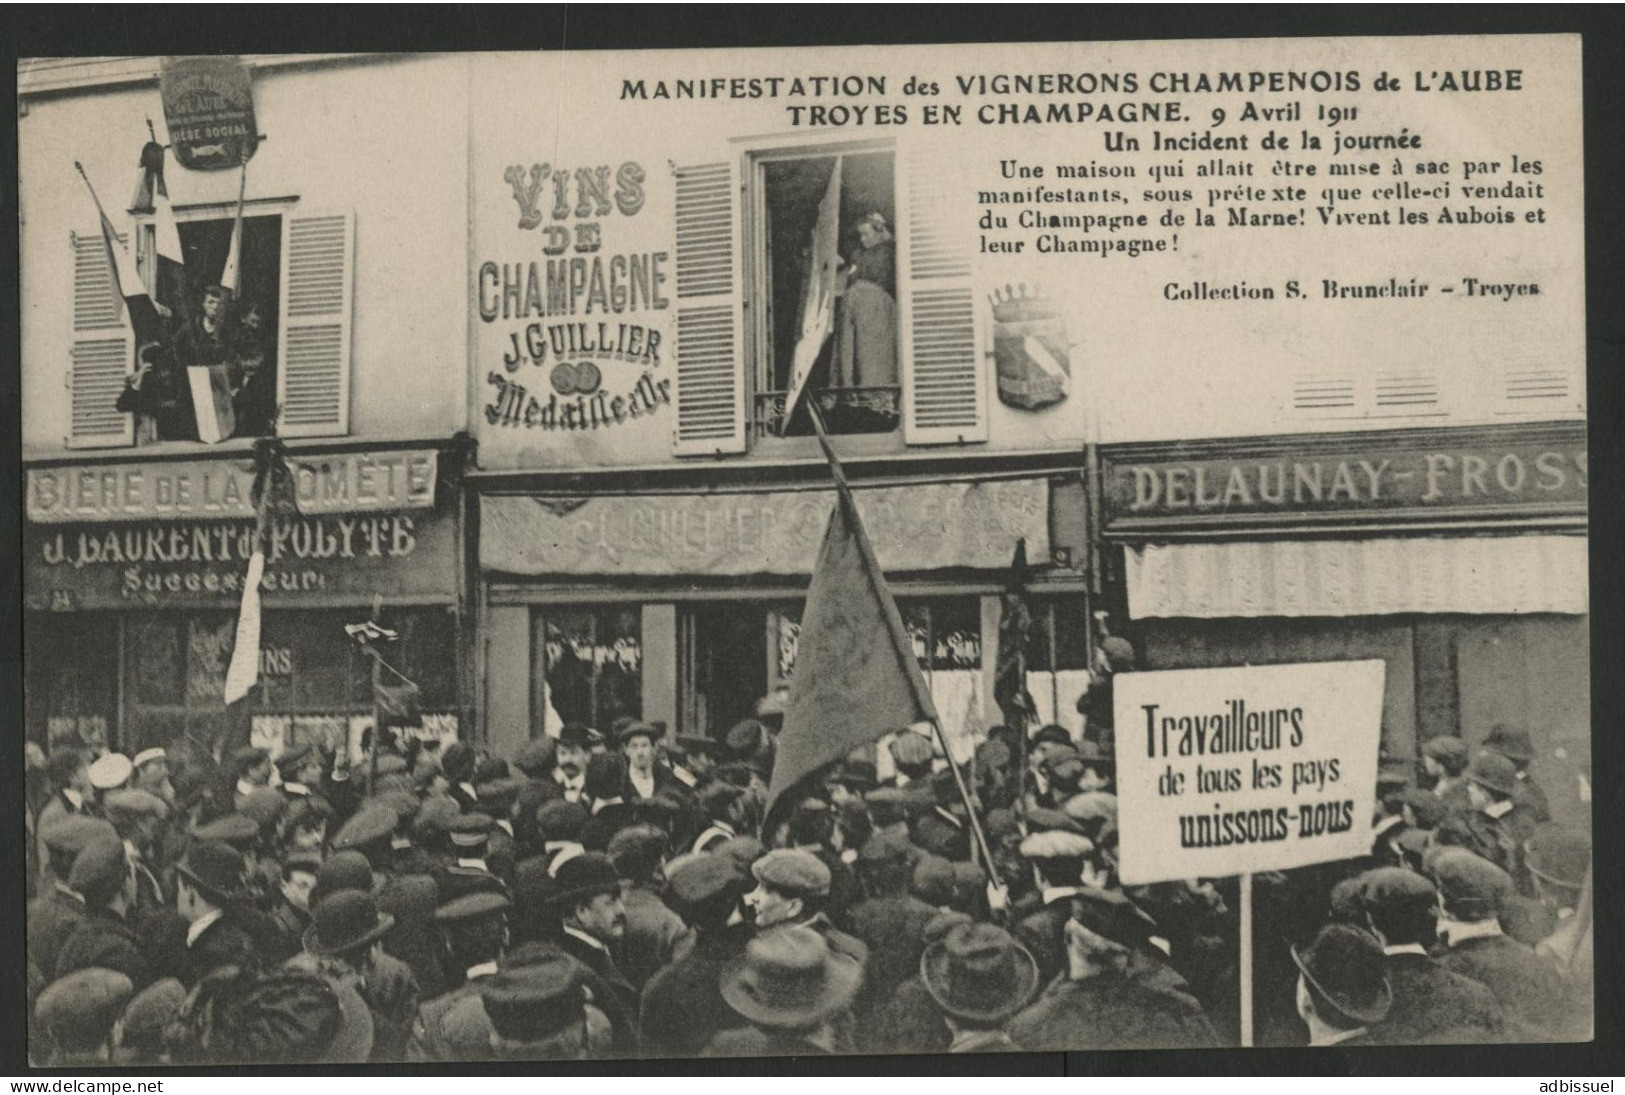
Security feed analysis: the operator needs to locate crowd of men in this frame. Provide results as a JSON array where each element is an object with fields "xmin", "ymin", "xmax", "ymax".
[{"xmin": 25, "ymin": 669, "xmax": 1593, "ymax": 1065}]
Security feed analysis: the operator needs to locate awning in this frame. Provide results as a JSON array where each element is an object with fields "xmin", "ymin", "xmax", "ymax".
[
  {"xmin": 1126, "ymin": 534, "xmax": 1588, "ymax": 619},
  {"xmin": 480, "ymin": 478, "xmax": 1050, "ymax": 579}
]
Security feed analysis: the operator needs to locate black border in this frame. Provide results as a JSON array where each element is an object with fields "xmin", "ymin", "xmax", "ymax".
[{"xmin": 3, "ymin": 3, "xmax": 1621, "ymax": 1080}]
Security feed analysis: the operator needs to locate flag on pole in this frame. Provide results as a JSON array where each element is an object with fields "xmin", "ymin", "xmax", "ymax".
[
  {"xmin": 222, "ymin": 549, "xmax": 265, "ymax": 705},
  {"xmin": 83, "ymin": 163, "xmax": 170, "ymax": 365},
  {"xmin": 220, "ymin": 158, "xmax": 248, "ymax": 297},
  {"xmin": 764, "ymin": 478, "xmax": 935, "ymax": 823},
  {"xmin": 130, "ymin": 139, "xmax": 186, "ymax": 315},
  {"xmin": 781, "ymin": 157, "xmax": 844, "ymax": 433},
  {"xmin": 187, "ymin": 364, "xmax": 237, "ymax": 444},
  {"xmin": 993, "ymin": 539, "xmax": 1038, "ymax": 729}
]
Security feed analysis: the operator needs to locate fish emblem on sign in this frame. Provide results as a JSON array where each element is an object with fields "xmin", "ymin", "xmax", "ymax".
[
  {"xmin": 990, "ymin": 283, "xmax": 1071, "ymax": 411},
  {"xmin": 159, "ymin": 56, "xmax": 260, "ymax": 171}
]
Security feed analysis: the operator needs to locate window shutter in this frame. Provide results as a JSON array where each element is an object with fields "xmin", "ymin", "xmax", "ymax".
[
  {"xmin": 671, "ymin": 161, "xmax": 746, "ymax": 456},
  {"xmin": 67, "ymin": 228, "xmax": 135, "ymax": 448},
  {"xmin": 898, "ymin": 145, "xmax": 989, "ymax": 445},
  {"xmin": 276, "ymin": 209, "xmax": 354, "ymax": 437}
]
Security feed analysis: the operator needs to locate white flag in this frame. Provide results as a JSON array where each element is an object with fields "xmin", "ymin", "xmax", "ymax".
[
  {"xmin": 783, "ymin": 156, "xmax": 843, "ymax": 432},
  {"xmin": 223, "ymin": 550, "xmax": 265, "ymax": 705}
]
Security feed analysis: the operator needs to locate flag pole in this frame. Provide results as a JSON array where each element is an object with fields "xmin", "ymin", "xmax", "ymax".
[
  {"xmin": 805, "ymin": 397, "xmax": 1000, "ymax": 880},
  {"xmin": 74, "ymin": 162, "xmax": 115, "ymax": 224}
]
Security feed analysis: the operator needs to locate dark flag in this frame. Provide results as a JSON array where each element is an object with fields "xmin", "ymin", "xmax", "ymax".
[
  {"xmin": 993, "ymin": 539, "xmax": 1038, "ymax": 729},
  {"xmin": 375, "ymin": 673, "xmax": 422, "ymax": 731},
  {"xmin": 129, "ymin": 139, "xmax": 187, "ymax": 315},
  {"xmin": 765, "ymin": 484, "xmax": 934, "ymax": 824}
]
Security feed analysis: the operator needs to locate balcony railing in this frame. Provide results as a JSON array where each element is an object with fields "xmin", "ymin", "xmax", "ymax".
[{"xmin": 753, "ymin": 386, "xmax": 901, "ymax": 438}]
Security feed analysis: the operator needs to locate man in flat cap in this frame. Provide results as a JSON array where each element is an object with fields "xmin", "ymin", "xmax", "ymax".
[
  {"xmin": 87, "ymin": 752, "xmax": 134, "ymax": 797},
  {"xmin": 784, "ymin": 797, "xmax": 860, "ymax": 919},
  {"xmin": 843, "ymin": 830, "xmax": 938, "ymax": 1031},
  {"xmin": 1010, "ymin": 887, "xmax": 1216, "ymax": 1050},
  {"xmin": 34, "ymin": 967, "xmax": 135, "ymax": 1066},
  {"xmin": 131, "ymin": 748, "xmax": 172, "ymax": 803},
  {"xmin": 113, "ymin": 977, "xmax": 187, "ymax": 1065},
  {"xmin": 619, "ymin": 721, "xmax": 674, "ymax": 803},
  {"xmin": 606, "ymin": 825, "xmax": 688, "ymax": 992},
  {"xmin": 265, "ymin": 854, "xmax": 322, "ymax": 965},
  {"xmin": 431, "ymin": 812, "xmax": 510, "ymax": 905},
  {"xmin": 101, "ymin": 789, "xmax": 169, "ymax": 919},
  {"xmin": 887, "ymin": 731, "xmax": 936, "ymax": 788},
  {"xmin": 407, "ymin": 891, "xmax": 512, "ymax": 1061},
  {"xmin": 640, "ymin": 854, "xmax": 753, "ymax": 1058},
  {"xmin": 1481, "ymin": 723, "xmax": 1550, "ymax": 823},
  {"xmin": 36, "ymin": 749, "xmax": 95, "ymax": 882},
  {"xmin": 1420, "ymin": 736, "xmax": 1472, "ymax": 812},
  {"xmin": 912, "ymin": 767, "xmax": 972, "ymax": 862},
  {"xmin": 55, "ymin": 834, "xmax": 153, "ymax": 987},
  {"xmin": 330, "ymin": 802, "xmax": 449, "ymax": 999},
  {"xmin": 1353, "ymin": 866, "xmax": 1505, "ymax": 1044},
  {"xmin": 1014, "ymin": 829, "xmax": 1103, "ymax": 986},
  {"xmin": 691, "ymin": 780, "xmax": 750, "ymax": 855},
  {"xmin": 297, "ymin": 889, "xmax": 420, "ymax": 1061},
  {"xmin": 748, "ymin": 848, "xmax": 868, "ymax": 967},
  {"xmin": 438, "ymin": 742, "xmax": 480, "ymax": 812},
  {"xmin": 230, "ymin": 747, "xmax": 274, "ymax": 810},
  {"xmin": 30, "ymin": 816, "xmax": 119, "ymax": 978},
  {"xmin": 1428, "ymin": 848, "xmax": 1566, "ymax": 1039}
]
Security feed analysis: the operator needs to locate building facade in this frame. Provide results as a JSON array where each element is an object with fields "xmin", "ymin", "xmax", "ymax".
[{"xmin": 20, "ymin": 55, "xmax": 475, "ymax": 763}]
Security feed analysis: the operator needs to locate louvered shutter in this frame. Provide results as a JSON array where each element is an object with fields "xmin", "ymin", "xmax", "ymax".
[
  {"xmin": 671, "ymin": 161, "xmax": 746, "ymax": 456},
  {"xmin": 897, "ymin": 146, "xmax": 989, "ymax": 445},
  {"xmin": 67, "ymin": 228, "xmax": 135, "ymax": 448},
  {"xmin": 276, "ymin": 210, "xmax": 354, "ymax": 437}
]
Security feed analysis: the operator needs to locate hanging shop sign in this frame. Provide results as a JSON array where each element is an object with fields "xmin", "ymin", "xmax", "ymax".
[
  {"xmin": 1101, "ymin": 424, "xmax": 1587, "ymax": 536},
  {"xmin": 159, "ymin": 55, "xmax": 260, "ymax": 171},
  {"xmin": 25, "ymin": 502, "xmax": 457, "ymax": 612},
  {"xmin": 27, "ymin": 449, "xmax": 438, "ymax": 525},
  {"xmin": 482, "ymin": 477, "xmax": 1049, "ymax": 578}
]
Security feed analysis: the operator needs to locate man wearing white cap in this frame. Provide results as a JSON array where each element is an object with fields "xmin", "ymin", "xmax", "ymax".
[
  {"xmin": 131, "ymin": 749, "xmax": 172, "ymax": 803},
  {"xmin": 87, "ymin": 754, "xmax": 134, "ymax": 798}
]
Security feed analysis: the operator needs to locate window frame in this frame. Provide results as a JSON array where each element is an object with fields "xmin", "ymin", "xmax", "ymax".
[{"xmin": 737, "ymin": 133, "xmax": 906, "ymax": 455}]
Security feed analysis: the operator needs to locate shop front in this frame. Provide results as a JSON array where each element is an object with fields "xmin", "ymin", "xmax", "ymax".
[
  {"xmin": 477, "ymin": 467, "xmax": 1094, "ymax": 762},
  {"xmin": 1099, "ymin": 421, "xmax": 1590, "ymax": 828},
  {"xmin": 24, "ymin": 444, "xmax": 467, "ymax": 763}
]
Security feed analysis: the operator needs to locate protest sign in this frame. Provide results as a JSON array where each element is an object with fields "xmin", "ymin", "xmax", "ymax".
[{"xmin": 1113, "ymin": 659, "xmax": 1386, "ymax": 886}]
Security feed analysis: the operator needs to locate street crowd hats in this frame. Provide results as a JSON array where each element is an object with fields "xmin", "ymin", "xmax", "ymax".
[
  {"xmin": 714, "ymin": 835, "xmax": 767, "ymax": 875},
  {"xmin": 536, "ymin": 799, "xmax": 589, "ymax": 842},
  {"xmin": 1069, "ymin": 887, "xmax": 1158, "ymax": 952},
  {"xmin": 1022, "ymin": 807, "xmax": 1087, "ymax": 837},
  {"xmin": 1061, "ymin": 792, "xmax": 1118, "ymax": 832},
  {"xmin": 675, "ymin": 733, "xmax": 730, "ymax": 760},
  {"xmin": 42, "ymin": 815, "xmax": 120, "ymax": 858},
  {"xmin": 1292, "ymin": 925, "xmax": 1392, "ymax": 1026},
  {"xmin": 721, "ymin": 925, "xmax": 863, "ymax": 1030},
  {"xmin": 666, "ymin": 853, "xmax": 747, "ymax": 924},
  {"xmin": 102, "ymin": 788, "xmax": 169, "ymax": 821},
  {"xmin": 1482, "ymin": 723, "xmax": 1537, "ymax": 764},
  {"xmin": 304, "ymin": 890, "xmax": 395, "ymax": 956},
  {"xmin": 1356, "ymin": 866, "xmax": 1439, "ymax": 920},
  {"xmin": 87, "ymin": 752, "xmax": 134, "ymax": 791},
  {"xmin": 752, "ymin": 849, "xmax": 832, "ymax": 899},
  {"xmin": 1019, "ymin": 829, "xmax": 1095, "ymax": 862},
  {"xmin": 69, "ymin": 834, "xmax": 130, "ymax": 907},
  {"xmin": 220, "ymin": 968, "xmax": 373, "ymax": 1064},
  {"xmin": 434, "ymin": 890, "xmax": 512, "ymax": 927},
  {"xmin": 1420, "ymin": 736, "xmax": 1471, "ymax": 775},
  {"xmin": 118, "ymin": 978, "xmax": 188, "ymax": 1050},
  {"xmin": 479, "ymin": 951, "xmax": 586, "ymax": 1042},
  {"xmin": 618, "ymin": 721, "xmax": 659, "ymax": 746},
  {"xmin": 922, "ymin": 910, "xmax": 975, "ymax": 946},
  {"xmin": 312, "ymin": 851, "xmax": 374, "ymax": 904},
  {"xmin": 1466, "ymin": 752, "xmax": 1519, "ymax": 797},
  {"xmin": 1395, "ymin": 787, "xmax": 1448, "ymax": 829},
  {"xmin": 911, "ymin": 854, "xmax": 957, "ymax": 907},
  {"xmin": 413, "ymin": 795, "xmax": 461, "ymax": 840},
  {"xmin": 447, "ymin": 812, "xmax": 494, "ymax": 848},
  {"xmin": 1099, "ymin": 636, "xmax": 1138, "ymax": 671},
  {"xmin": 555, "ymin": 723, "xmax": 600, "ymax": 750},
  {"xmin": 889, "ymin": 732, "xmax": 935, "ymax": 770},
  {"xmin": 549, "ymin": 851, "xmax": 620, "ymax": 908},
  {"xmin": 725, "ymin": 718, "xmax": 769, "ymax": 760},
  {"xmin": 512, "ymin": 736, "xmax": 557, "ymax": 778},
  {"xmin": 193, "ymin": 813, "xmax": 261, "ymax": 850},
  {"xmin": 1031, "ymin": 724, "xmax": 1073, "ymax": 749},
  {"xmin": 832, "ymin": 757, "xmax": 879, "ymax": 791},
  {"xmin": 175, "ymin": 840, "xmax": 251, "ymax": 904},
  {"xmin": 1524, "ymin": 825, "xmax": 1590, "ymax": 890},
  {"xmin": 132, "ymin": 747, "xmax": 168, "ymax": 770},
  {"xmin": 374, "ymin": 754, "xmax": 410, "ymax": 779},
  {"xmin": 607, "ymin": 825, "xmax": 667, "ymax": 880},
  {"xmin": 275, "ymin": 742, "xmax": 316, "ymax": 776},
  {"xmin": 36, "ymin": 968, "xmax": 135, "ymax": 1049},
  {"xmin": 920, "ymin": 922, "xmax": 1040, "ymax": 1025},
  {"xmin": 864, "ymin": 787, "xmax": 913, "ymax": 826},
  {"xmin": 584, "ymin": 753, "xmax": 626, "ymax": 799},
  {"xmin": 331, "ymin": 804, "xmax": 397, "ymax": 851},
  {"xmin": 231, "ymin": 746, "xmax": 270, "ymax": 773},
  {"xmin": 475, "ymin": 755, "xmax": 511, "ymax": 784},
  {"xmin": 238, "ymin": 787, "xmax": 288, "ymax": 829},
  {"xmin": 857, "ymin": 829, "xmax": 916, "ymax": 866},
  {"xmin": 440, "ymin": 742, "xmax": 477, "ymax": 783},
  {"xmin": 1429, "ymin": 848, "xmax": 1513, "ymax": 920}
]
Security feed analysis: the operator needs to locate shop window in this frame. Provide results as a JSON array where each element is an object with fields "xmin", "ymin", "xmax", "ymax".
[
  {"xmin": 534, "ymin": 607, "xmax": 642, "ymax": 734},
  {"xmin": 753, "ymin": 150, "xmax": 900, "ymax": 438},
  {"xmin": 1024, "ymin": 595, "xmax": 1092, "ymax": 738},
  {"xmin": 69, "ymin": 205, "xmax": 355, "ymax": 450}
]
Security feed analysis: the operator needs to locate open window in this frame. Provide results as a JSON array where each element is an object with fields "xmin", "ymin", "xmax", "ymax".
[{"xmin": 753, "ymin": 148, "xmax": 900, "ymax": 437}]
